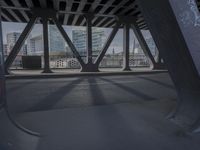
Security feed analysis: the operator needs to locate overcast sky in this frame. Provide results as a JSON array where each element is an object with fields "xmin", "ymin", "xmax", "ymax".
[{"xmin": 1, "ymin": 22, "xmax": 152, "ymax": 53}]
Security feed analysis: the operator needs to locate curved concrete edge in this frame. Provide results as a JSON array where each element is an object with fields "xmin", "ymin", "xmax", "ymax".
[
  {"xmin": 168, "ymin": 89, "xmax": 200, "ymax": 133},
  {"xmin": 0, "ymin": 109, "xmax": 40, "ymax": 150},
  {"xmin": 5, "ymin": 70, "xmax": 168, "ymax": 80}
]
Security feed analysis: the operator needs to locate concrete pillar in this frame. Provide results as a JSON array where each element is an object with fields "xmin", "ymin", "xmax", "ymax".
[
  {"xmin": 122, "ymin": 23, "xmax": 131, "ymax": 71},
  {"xmin": 138, "ymin": 0, "xmax": 200, "ymax": 132},
  {"xmin": 42, "ymin": 18, "xmax": 52, "ymax": 73}
]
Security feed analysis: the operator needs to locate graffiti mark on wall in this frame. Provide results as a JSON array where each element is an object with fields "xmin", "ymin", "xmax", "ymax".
[
  {"xmin": 179, "ymin": 0, "xmax": 200, "ymax": 27},
  {"xmin": 188, "ymin": 0, "xmax": 200, "ymax": 26}
]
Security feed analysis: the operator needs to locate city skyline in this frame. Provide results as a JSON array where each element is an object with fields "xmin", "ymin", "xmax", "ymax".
[
  {"xmin": 1, "ymin": 21, "xmax": 154, "ymax": 54},
  {"xmin": 72, "ymin": 28, "xmax": 105, "ymax": 56}
]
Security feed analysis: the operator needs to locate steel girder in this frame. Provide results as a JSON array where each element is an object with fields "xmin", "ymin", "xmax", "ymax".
[{"xmin": 4, "ymin": 8, "xmax": 157, "ymax": 73}]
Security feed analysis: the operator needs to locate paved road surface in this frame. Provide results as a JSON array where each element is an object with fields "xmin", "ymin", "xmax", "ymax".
[
  {"xmin": 4, "ymin": 73, "xmax": 200, "ymax": 150},
  {"xmin": 6, "ymin": 73, "xmax": 177, "ymax": 113}
]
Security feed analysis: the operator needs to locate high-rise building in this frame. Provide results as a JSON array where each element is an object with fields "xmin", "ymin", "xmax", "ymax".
[
  {"xmin": 7, "ymin": 32, "xmax": 20, "ymax": 46},
  {"xmin": 27, "ymin": 25, "xmax": 66, "ymax": 55},
  {"xmin": 6, "ymin": 32, "xmax": 28, "ymax": 67},
  {"xmin": 3, "ymin": 44, "xmax": 8, "ymax": 56},
  {"xmin": 27, "ymin": 35, "xmax": 43, "ymax": 55},
  {"xmin": 72, "ymin": 30, "xmax": 86, "ymax": 56},
  {"xmin": 72, "ymin": 28, "xmax": 105, "ymax": 57},
  {"xmin": 49, "ymin": 25, "xmax": 65, "ymax": 52},
  {"xmin": 6, "ymin": 32, "xmax": 27, "ymax": 55}
]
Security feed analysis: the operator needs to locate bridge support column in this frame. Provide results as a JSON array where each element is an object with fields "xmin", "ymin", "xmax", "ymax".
[
  {"xmin": 138, "ymin": 0, "xmax": 200, "ymax": 132},
  {"xmin": 86, "ymin": 14, "xmax": 93, "ymax": 65},
  {"xmin": 42, "ymin": 18, "xmax": 52, "ymax": 73},
  {"xmin": 122, "ymin": 23, "xmax": 131, "ymax": 71},
  {"xmin": 81, "ymin": 14, "xmax": 99, "ymax": 72}
]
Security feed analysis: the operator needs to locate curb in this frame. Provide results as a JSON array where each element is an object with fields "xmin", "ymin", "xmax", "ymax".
[{"xmin": 6, "ymin": 70, "xmax": 168, "ymax": 80}]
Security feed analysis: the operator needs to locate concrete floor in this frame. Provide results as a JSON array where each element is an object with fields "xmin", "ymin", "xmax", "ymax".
[
  {"xmin": 6, "ymin": 73, "xmax": 175, "ymax": 113},
  {"xmin": 5, "ymin": 73, "xmax": 200, "ymax": 150}
]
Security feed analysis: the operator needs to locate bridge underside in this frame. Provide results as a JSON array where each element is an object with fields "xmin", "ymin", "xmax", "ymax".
[
  {"xmin": 2, "ymin": 7, "xmax": 162, "ymax": 74},
  {"xmin": 0, "ymin": 0, "xmax": 200, "ymax": 150}
]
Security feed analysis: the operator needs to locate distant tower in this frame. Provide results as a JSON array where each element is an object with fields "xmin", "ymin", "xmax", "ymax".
[
  {"xmin": 7, "ymin": 32, "xmax": 27, "ymax": 55},
  {"xmin": 133, "ymin": 38, "xmax": 136, "ymax": 54},
  {"xmin": 112, "ymin": 48, "xmax": 115, "ymax": 55}
]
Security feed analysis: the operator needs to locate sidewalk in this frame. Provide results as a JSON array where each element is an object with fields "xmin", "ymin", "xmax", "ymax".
[{"xmin": 6, "ymin": 68, "xmax": 168, "ymax": 79}]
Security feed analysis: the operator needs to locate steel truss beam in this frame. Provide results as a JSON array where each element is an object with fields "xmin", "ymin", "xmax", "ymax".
[
  {"xmin": 0, "ymin": 1, "xmax": 21, "ymax": 22},
  {"xmin": 0, "ymin": 6, "xmax": 119, "ymax": 19},
  {"xmin": 4, "ymin": 8, "xmax": 157, "ymax": 73},
  {"xmin": 4, "ymin": 8, "xmax": 87, "ymax": 73},
  {"xmin": 10, "ymin": 0, "xmax": 29, "ymax": 22},
  {"xmin": 97, "ymin": 0, "xmax": 135, "ymax": 27},
  {"xmin": 1, "ymin": 11, "xmax": 12, "ymax": 22},
  {"xmin": 4, "ymin": 16, "xmax": 37, "ymax": 73},
  {"xmin": 63, "ymin": 0, "xmax": 73, "ymax": 25},
  {"xmin": 4, "ymin": 9, "xmax": 58, "ymax": 74},
  {"xmin": 95, "ymin": 21, "xmax": 121, "ymax": 66},
  {"xmin": 91, "ymin": 0, "xmax": 117, "ymax": 25},
  {"xmin": 85, "ymin": 14, "xmax": 93, "ymax": 64},
  {"xmin": 53, "ymin": 17, "xmax": 85, "ymax": 67},
  {"xmin": 130, "ymin": 22, "xmax": 156, "ymax": 67},
  {"xmin": 72, "ymin": 0, "xmax": 87, "ymax": 26}
]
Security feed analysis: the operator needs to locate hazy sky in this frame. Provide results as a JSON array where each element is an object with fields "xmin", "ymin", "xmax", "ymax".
[{"xmin": 1, "ymin": 22, "xmax": 152, "ymax": 53}]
